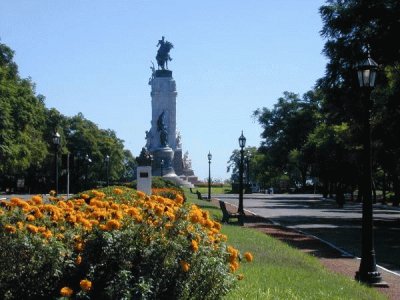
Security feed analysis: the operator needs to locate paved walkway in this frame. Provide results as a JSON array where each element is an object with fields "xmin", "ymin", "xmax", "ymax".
[{"xmin": 212, "ymin": 195, "xmax": 400, "ymax": 300}]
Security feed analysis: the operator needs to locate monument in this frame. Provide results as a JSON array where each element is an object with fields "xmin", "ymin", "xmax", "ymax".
[
  {"xmin": 144, "ymin": 36, "xmax": 198, "ymax": 186},
  {"xmin": 136, "ymin": 147, "xmax": 152, "ymax": 195}
]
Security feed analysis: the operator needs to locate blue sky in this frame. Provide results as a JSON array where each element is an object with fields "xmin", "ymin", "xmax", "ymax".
[{"xmin": 0, "ymin": 0, "xmax": 328, "ymax": 181}]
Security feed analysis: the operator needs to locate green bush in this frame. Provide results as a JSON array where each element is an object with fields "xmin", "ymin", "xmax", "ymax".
[{"xmin": 0, "ymin": 189, "xmax": 246, "ymax": 299}]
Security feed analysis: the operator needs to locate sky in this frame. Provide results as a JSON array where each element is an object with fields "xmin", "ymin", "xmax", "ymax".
[{"xmin": 0, "ymin": 0, "xmax": 328, "ymax": 181}]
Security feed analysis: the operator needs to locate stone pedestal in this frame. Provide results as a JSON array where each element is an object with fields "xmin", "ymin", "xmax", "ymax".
[
  {"xmin": 173, "ymin": 148, "xmax": 183, "ymax": 175},
  {"xmin": 148, "ymin": 72, "xmax": 177, "ymax": 151},
  {"xmin": 137, "ymin": 166, "xmax": 152, "ymax": 195},
  {"xmin": 153, "ymin": 147, "xmax": 175, "ymax": 176}
]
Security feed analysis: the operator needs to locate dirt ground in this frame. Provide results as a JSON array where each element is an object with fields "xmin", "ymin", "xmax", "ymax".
[{"xmin": 213, "ymin": 199, "xmax": 400, "ymax": 300}]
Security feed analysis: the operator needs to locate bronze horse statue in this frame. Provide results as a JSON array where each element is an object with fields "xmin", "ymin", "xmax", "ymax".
[{"xmin": 156, "ymin": 37, "xmax": 174, "ymax": 70}]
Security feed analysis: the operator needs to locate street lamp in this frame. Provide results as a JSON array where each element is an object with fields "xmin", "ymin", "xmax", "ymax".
[
  {"xmin": 354, "ymin": 54, "xmax": 385, "ymax": 285},
  {"xmin": 238, "ymin": 131, "xmax": 246, "ymax": 215},
  {"xmin": 85, "ymin": 154, "xmax": 92, "ymax": 190},
  {"xmin": 52, "ymin": 131, "xmax": 61, "ymax": 195},
  {"xmin": 105, "ymin": 155, "xmax": 110, "ymax": 187},
  {"xmin": 208, "ymin": 151, "xmax": 212, "ymax": 200},
  {"xmin": 160, "ymin": 159, "xmax": 164, "ymax": 176}
]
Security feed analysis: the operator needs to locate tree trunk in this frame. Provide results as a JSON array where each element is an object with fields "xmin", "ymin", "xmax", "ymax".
[
  {"xmin": 322, "ymin": 179, "xmax": 328, "ymax": 198},
  {"xmin": 328, "ymin": 182, "xmax": 333, "ymax": 198},
  {"xmin": 372, "ymin": 179, "xmax": 377, "ymax": 204},
  {"xmin": 393, "ymin": 174, "xmax": 400, "ymax": 207},
  {"xmin": 382, "ymin": 172, "xmax": 387, "ymax": 204},
  {"xmin": 336, "ymin": 183, "xmax": 345, "ymax": 208},
  {"xmin": 357, "ymin": 183, "xmax": 362, "ymax": 202}
]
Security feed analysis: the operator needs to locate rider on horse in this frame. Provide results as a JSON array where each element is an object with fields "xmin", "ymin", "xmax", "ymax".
[{"xmin": 156, "ymin": 36, "xmax": 174, "ymax": 70}]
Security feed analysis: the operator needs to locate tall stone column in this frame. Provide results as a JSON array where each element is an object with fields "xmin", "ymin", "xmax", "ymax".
[
  {"xmin": 147, "ymin": 70, "xmax": 178, "ymax": 176},
  {"xmin": 149, "ymin": 70, "xmax": 177, "ymax": 150}
]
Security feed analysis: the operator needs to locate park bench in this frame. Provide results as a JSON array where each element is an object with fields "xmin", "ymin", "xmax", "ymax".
[
  {"xmin": 219, "ymin": 200, "xmax": 244, "ymax": 225},
  {"xmin": 196, "ymin": 190, "xmax": 203, "ymax": 200},
  {"xmin": 190, "ymin": 188, "xmax": 203, "ymax": 200}
]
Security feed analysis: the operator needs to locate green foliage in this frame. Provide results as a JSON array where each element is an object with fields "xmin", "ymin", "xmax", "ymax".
[
  {"xmin": 0, "ymin": 226, "xmax": 67, "ymax": 299},
  {"xmin": 0, "ymin": 41, "xmax": 136, "ymax": 193},
  {"xmin": 253, "ymin": 91, "xmax": 320, "ymax": 190},
  {"xmin": 0, "ymin": 42, "xmax": 48, "ymax": 178},
  {"xmin": 0, "ymin": 189, "xmax": 241, "ymax": 299}
]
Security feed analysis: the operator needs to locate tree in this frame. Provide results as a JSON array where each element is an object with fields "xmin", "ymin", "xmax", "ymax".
[
  {"xmin": 0, "ymin": 42, "xmax": 136, "ymax": 193},
  {"xmin": 253, "ymin": 91, "xmax": 320, "ymax": 190},
  {"xmin": 227, "ymin": 147, "xmax": 258, "ymax": 183},
  {"xmin": 0, "ymin": 42, "xmax": 48, "ymax": 191},
  {"xmin": 319, "ymin": 0, "xmax": 400, "ymax": 203}
]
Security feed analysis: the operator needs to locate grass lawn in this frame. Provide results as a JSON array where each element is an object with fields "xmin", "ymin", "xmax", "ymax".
[
  {"xmin": 185, "ymin": 191, "xmax": 386, "ymax": 300},
  {"xmin": 193, "ymin": 185, "xmax": 232, "ymax": 195}
]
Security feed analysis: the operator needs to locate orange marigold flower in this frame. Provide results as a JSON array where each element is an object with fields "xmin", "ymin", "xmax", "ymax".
[
  {"xmin": 60, "ymin": 286, "xmax": 73, "ymax": 297},
  {"xmin": 191, "ymin": 239, "xmax": 199, "ymax": 252},
  {"xmin": 75, "ymin": 242, "xmax": 84, "ymax": 252},
  {"xmin": 80, "ymin": 279, "xmax": 92, "ymax": 291},
  {"xmin": 229, "ymin": 261, "xmax": 240, "ymax": 272},
  {"xmin": 80, "ymin": 218, "xmax": 93, "ymax": 230},
  {"xmin": 93, "ymin": 190, "xmax": 106, "ymax": 198},
  {"xmin": 106, "ymin": 219, "xmax": 121, "ymax": 230},
  {"xmin": 244, "ymin": 252, "xmax": 253, "ymax": 262},
  {"xmin": 213, "ymin": 222, "xmax": 222, "ymax": 230},
  {"xmin": 66, "ymin": 215, "xmax": 77, "ymax": 223},
  {"xmin": 56, "ymin": 233, "xmax": 64, "ymax": 240},
  {"xmin": 5, "ymin": 224, "xmax": 17, "ymax": 233},
  {"xmin": 42, "ymin": 230, "xmax": 53, "ymax": 239},
  {"xmin": 16, "ymin": 221, "xmax": 24, "ymax": 229},
  {"xmin": 180, "ymin": 260, "xmax": 190, "ymax": 272},
  {"xmin": 175, "ymin": 194, "xmax": 184, "ymax": 204},
  {"xmin": 26, "ymin": 224, "xmax": 39, "ymax": 234},
  {"xmin": 126, "ymin": 207, "xmax": 140, "ymax": 217},
  {"xmin": 113, "ymin": 188, "xmax": 124, "ymax": 195},
  {"xmin": 90, "ymin": 219, "xmax": 99, "ymax": 226},
  {"xmin": 31, "ymin": 195, "xmax": 42, "ymax": 205},
  {"xmin": 76, "ymin": 255, "xmax": 82, "ymax": 265},
  {"xmin": 137, "ymin": 191, "xmax": 146, "ymax": 198},
  {"xmin": 81, "ymin": 193, "xmax": 90, "ymax": 200},
  {"xmin": 26, "ymin": 215, "xmax": 36, "ymax": 222}
]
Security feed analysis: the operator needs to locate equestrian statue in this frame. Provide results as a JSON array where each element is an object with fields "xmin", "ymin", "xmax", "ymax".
[{"xmin": 156, "ymin": 36, "xmax": 174, "ymax": 70}]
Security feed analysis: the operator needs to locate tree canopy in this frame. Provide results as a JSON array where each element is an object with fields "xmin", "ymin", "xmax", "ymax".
[{"xmin": 0, "ymin": 42, "xmax": 136, "ymax": 193}]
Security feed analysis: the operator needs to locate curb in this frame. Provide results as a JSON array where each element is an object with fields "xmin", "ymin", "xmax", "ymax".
[{"xmin": 216, "ymin": 198, "xmax": 400, "ymax": 278}]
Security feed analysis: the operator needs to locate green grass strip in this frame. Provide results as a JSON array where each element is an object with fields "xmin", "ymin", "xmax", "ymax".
[{"xmin": 184, "ymin": 190, "xmax": 386, "ymax": 300}]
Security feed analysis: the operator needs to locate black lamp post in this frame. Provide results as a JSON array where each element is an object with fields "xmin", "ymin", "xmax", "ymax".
[
  {"xmin": 85, "ymin": 154, "xmax": 92, "ymax": 190},
  {"xmin": 208, "ymin": 151, "xmax": 212, "ymax": 200},
  {"xmin": 354, "ymin": 54, "xmax": 385, "ymax": 285},
  {"xmin": 160, "ymin": 159, "xmax": 164, "ymax": 176},
  {"xmin": 105, "ymin": 155, "xmax": 110, "ymax": 187},
  {"xmin": 238, "ymin": 131, "xmax": 246, "ymax": 214},
  {"xmin": 52, "ymin": 131, "xmax": 61, "ymax": 195}
]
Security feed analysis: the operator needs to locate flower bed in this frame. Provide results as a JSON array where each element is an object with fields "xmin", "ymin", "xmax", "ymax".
[{"xmin": 0, "ymin": 187, "xmax": 251, "ymax": 299}]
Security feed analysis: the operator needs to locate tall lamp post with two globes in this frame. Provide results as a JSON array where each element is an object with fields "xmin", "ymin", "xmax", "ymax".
[
  {"xmin": 238, "ymin": 131, "xmax": 246, "ymax": 215},
  {"xmin": 105, "ymin": 155, "xmax": 110, "ymax": 187},
  {"xmin": 208, "ymin": 151, "xmax": 212, "ymax": 200},
  {"xmin": 354, "ymin": 53, "xmax": 386, "ymax": 286},
  {"xmin": 52, "ymin": 131, "xmax": 61, "ymax": 195}
]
